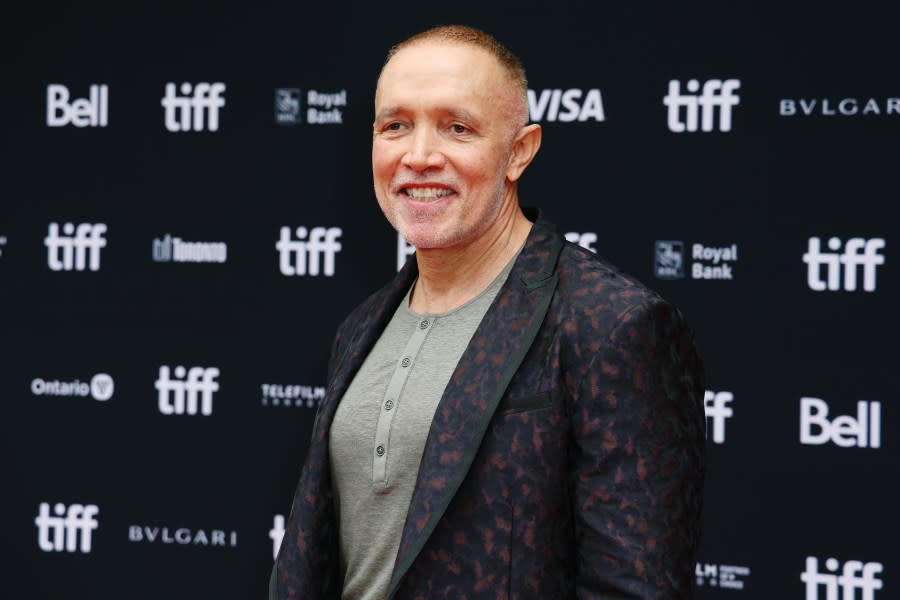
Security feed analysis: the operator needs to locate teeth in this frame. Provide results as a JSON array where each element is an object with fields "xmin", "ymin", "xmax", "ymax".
[{"xmin": 404, "ymin": 187, "xmax": 453, "ymax": 199}]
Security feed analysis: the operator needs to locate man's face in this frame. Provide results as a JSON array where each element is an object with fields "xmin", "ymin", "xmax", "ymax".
[{"xmin": 372, "ymin": 41, "xmax": 521, "ymax": 250}]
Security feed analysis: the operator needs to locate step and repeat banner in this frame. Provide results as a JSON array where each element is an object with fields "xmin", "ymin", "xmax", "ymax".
[{"xmin": 2, "ymin": 3, "xmax": 897, "ymax": 599}]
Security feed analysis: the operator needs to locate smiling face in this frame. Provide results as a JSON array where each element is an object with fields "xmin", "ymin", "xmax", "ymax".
[{"xmin": 372, "ymin": 41, "xmax": 527, "ymax": 250}]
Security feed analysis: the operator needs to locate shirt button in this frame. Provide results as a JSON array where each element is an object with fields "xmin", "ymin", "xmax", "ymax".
[
  {"xmin": 375, "ymin": 445, "xmax": 385, "ymax": 456},
  {"xmin": 384, "ymin": 399, "xmax": 394, "ymax": 411},
  {"xmin": 419, "ymin": 319, "xmax": 430, "ymax": 329},
  {"xmin": 400, "ymin": 357, "xmax": 411, "ymax": 367}
]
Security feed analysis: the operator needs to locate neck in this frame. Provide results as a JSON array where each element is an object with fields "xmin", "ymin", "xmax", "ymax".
[{"xmin": 409, "ymin": 199, "xmax": 532, "ymax": 314}]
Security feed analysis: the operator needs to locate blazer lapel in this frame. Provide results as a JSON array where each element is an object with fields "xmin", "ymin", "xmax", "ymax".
[{"xmin": 389, "ymin": 217, "xmax": 565, "ymax": 596}]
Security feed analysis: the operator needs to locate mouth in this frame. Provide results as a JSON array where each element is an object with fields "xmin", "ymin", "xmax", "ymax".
[{"xmin": 398, "ymin": 185, "xmax": 457, "ymax": 201}]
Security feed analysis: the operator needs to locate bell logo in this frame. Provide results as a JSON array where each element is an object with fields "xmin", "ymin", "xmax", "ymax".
[
  {"xmin": 803, "ymin": 237, "xmax": 885, "ymax": 292},
  {"xmin": 34, "ymin": 502, "xmax": 99, "ymax": 553},
  {"xmin": 704, "ymin": 391, "xmax": 733, "ymax": 444},
  {"xmin": 161, "ymin": 82, "xmax": 226, "ymax": 132},
  {"xmin": 45, "ymin": 223, "xmax": 107, "ymax": 271},
  {"xmin": 156, "ymin": 366, "xmax": 220, "ymax": 416},
  {"xmin": 270, "ymin": 514, "xmax": 286, "ymax": 559},
  {"xmin": 663, "ymin": 79, "xmax": 740, "ymax": 132},
  {"xmin": 46, "ymin": 84, "xmax": 108, "ymax": 127},
  {"xmin": 801, "ymin": 557, "xmax": 883, "ymax": 600},
  {"xmin": 800, "ymin": 397, "xmax": 881, "ymax": 448},
  {"xmin": 527, "ymin": 89, "xmax": 605, "ymax": 122},
  {"xmin": 277, "ymin": 226, "xmax": 342, "ymax": 276}
]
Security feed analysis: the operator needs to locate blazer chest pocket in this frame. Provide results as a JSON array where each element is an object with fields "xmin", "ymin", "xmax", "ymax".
[{"xmin": 496, "ymin": 391, "xmax": 552, "ymax": 414}]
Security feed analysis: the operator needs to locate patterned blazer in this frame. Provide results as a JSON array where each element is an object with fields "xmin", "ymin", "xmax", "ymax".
[{"xmin": 271, "ymin": 210, "xmax": 706, "ymax": 599}]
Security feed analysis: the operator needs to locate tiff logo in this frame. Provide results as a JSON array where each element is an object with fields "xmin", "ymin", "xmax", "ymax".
[
  {"xmin": 664, "ymin": 79, "xmax": 741, "ymax": 132},
  {"xmin": 277, "ymin": 226, "xmax": 342, "ymax": 276},
  {"xmin": 46, "ymin": 84, "xmax": 108, "ymax": 127},
  {"xmin": 564, "ymin": 232, "xmax": 598, "ymax": 252},
  {"xmin": 704, "ymin": 391, "xmax": 733, "ymax": 444},
  {"xmin": 801, "ymin": 557, "xmax": 883, "ymax": 600},
  {"xmin": 35, "ymin": 502, "xmax": 99, "ymax": 553},
  {"xmin": 803, "ymin": 237, "xmax": 885, "ymax": 292},
  {"xmin": 800, "ymin": 397, "xmax": 881, "ymax": 448},
  {"xmin": 45, "ymin": 223, "xmax": 107, "ymax": 271},
  {"xmin": 270, "ymin": 514, "xmax": 285, "ymax": 559},
  {"xmin": 156, "ymin": 366, "xmax": 220, "ymax": 416},
  {"xmin": 162, "ymin": 82, "xmax": 226, "ymax": 132}
]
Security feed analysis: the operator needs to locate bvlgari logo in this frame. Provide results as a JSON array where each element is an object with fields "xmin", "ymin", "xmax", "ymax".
[
  {"xmin": 128, "ymin": 524, "xmax": 238, "ymax": 548},
  {"xmin": 780, "ymin": 97, "xmax": 900, "ymax": 117}
]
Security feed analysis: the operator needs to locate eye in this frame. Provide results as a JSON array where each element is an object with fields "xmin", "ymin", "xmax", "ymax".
[
  {"xmin": 450, "ymin": 123, "xmax": 468, "ymax": 134},
  {"xmin": 385, "ymin": 121, "xmax": 404, "ymax": 131}
]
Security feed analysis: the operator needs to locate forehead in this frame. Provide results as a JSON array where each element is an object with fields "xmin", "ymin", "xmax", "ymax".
[{"xmin": 375, "ymin": 41, "xmax": 510, "ymax": 112}]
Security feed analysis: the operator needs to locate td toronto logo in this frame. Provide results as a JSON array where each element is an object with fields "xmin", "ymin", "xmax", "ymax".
[
  {"xmin": 527, "ymin": 88, "xmax": 605, "ymax": 123},
  {"xmin": 664, "ymin": 79, "xmax": 741, "ymax": 132},
  {"xmin": 803, "ymin": 237, "xmax": 885, "ymax": 292},
  {"xmin": 277, "ymin": 226, "xmax": 342, "ymax": 276},
  {"xmin": 801, "ymin": 557, "xmax": 883, "ymax": 600},
  {"xmin": 46, "ymin": 84, "xmax": 108, "ymax": 128},
  {"xmin": 35, "ymin": 502, "xmax": 99, "ymax": 553},
  {"xmin": 162, "ymin": 82, "xmax": 226, "ymax": 132},
  {"xmin": 31, "ymin": 373, "xmax": 114, "ymax": 401},
  {"xmin": 155, "ymin": 366, "xmax": 220, "ymax": 416},
  {"xmin": 274, "ymin": 88, "xmax": 348, "ymax": 125},
  {"xmin": 45, "ymin": 222, "xmax": 107, "ymax": 272},
  {"xmin": 152, "ymin": 234, "xmax": 227, "ymax": 264},
  {"xmin": 654, "ymin": 240, "xmax": 739, "ymax": 280}
]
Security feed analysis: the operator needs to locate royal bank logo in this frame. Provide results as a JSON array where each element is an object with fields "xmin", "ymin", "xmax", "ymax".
[
  {"xmin": 275, "ymin": 88, "xmax": 302, "ymax": 124},
  {"xmin": 564, "ymin": 232, "xmax": 598, "ymax": 252},
  {"xmin": 801, "ymin": 557, "xmax": 883, "ymax": 599},
  {"xmin": 527, "ymin": 88, "xmax": 605, "ymax": 123},
  {"xmin": 261, "ymin": 383, "xmax": 325, "ymax": 408},
  {"xmin": 704, "ymin": 391, "xmax": 733, "ymax": 444},
  {"xmin": 128, "ymin": 524, "xmax": 237, "ymax": 548},
  {"xmin": 162, "ymin": 82, "xmax": 226, "ymax": 132},
  {"xmin": 803, "ymin": 237, "xmax": 885, "ymax": 292},
  {"xmin": 654, "ymin": 240, "xmax": 739, "ymax": 280},
  {"xmin": 152, "ymin": 234, "xmax": 227, "ymax": 264},
  {"xmin": 270, "ymin": 514, "xmax": 285, "ymax": 559},
  {"xmin": 277, "ymin": 226, "xmax": 342, "ymax": 276},
  {"xmin": 780, "ymin": 97, "xmax": 900, "ymax": 118},
  {"xmin": 45, "ymin": 222, "xmax": 107, "ymax": 272},
  {"xmin": 664, "ymin": 79, "xmax": 740, "ymax": 132},
  {"xmin": 156, "ymin": 366, "xmax": 220, "ymax": 416},
  {"xmin": 31, "ymin": 373, "xmax": 114, "ymax": 401},
  {"xmin": 46, "ymin": 84, "xmax": 108, "ymax": 128},
  {"xmin": 35, "ymin": 502, "xmax": 99, "ymax": 553},
  {"xmin": 696, "ymin": 562, "xmax": 751, "ymax": 591},
  {"xmin": 800, "ymin": 397, "xmax": 881, "ymax": 449}
]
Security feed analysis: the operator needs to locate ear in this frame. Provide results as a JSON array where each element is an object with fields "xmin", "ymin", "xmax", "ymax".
[{"xmin": 505, "ymin": 123, "xmax": 542, "ymax": 182}]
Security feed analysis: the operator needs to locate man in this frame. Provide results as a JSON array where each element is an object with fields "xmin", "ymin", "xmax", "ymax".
[{"xmin": 271, "ymin": 25, "xmax": 705, "ymax": 600}]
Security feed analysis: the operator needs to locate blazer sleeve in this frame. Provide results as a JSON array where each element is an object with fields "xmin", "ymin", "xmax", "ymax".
[{"xmin": 570, "ymin": 298, "xmax": 706, "ymax": 599}]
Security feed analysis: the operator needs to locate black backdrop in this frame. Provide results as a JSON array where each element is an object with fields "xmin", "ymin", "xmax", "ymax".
[{"xmin": 2, "ymin": 2, "xmax": 898, "ymax": 598}]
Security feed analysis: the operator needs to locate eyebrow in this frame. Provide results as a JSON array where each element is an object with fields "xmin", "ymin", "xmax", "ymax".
[{"xmin": 374, "ymin": 106, "xmax": 482, "ymax": 126}]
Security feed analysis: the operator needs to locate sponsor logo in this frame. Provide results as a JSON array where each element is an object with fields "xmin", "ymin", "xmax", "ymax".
[
  {"xmin": 261, "ymin": 384, "xmax": 325, "ymax": 408},
  {"xmin": 704, "ymin": 391, "xmax": 733, "ymax": 444},
  {"xmin": 800, "ymin": 397, "xmax": 881, "ymax": 448},
  {"xmin": 275, "ymin": 88, "xmax": 302, "ymax": 124},
  {"xmin": 803, "ymin": 237, "xmax": 885, "ymax": 292},
  {"xmin": 664, "ymin": 79, "xmax": 740, "ymax": 132},
  {"xmin": 397, "ymin": 234, "xmax": 415, "ymax": 272},
  {"xmin": 161, "ymin": 82, "xmax": 226, "ymax": 132},
  {"xmin": 654, "ymin": 241, "xmax": 739, "ymax": 280},
  {"xmin": 35, "ymin": 502, "xmax": 99, "ymax": 553},
  {"xmin": 696, "ymin": 562, "xmax": 751, "ymax": 590},
  {"xmin": 270, "ymin": 514, "xmax": 285, "ymax": 559},
  {"xmin": 0, "ymin": 234, "xmax": 7, "ymax": 257},
  {"xmin": 31, "ymin": 373, "xmax": 114, "ymax": 401},
  {"xmin": 564, "ymin": 232, "xmax": 598, "ymax": 252},
  {"xmin": 801, "ymin": 557, "xmax": 883, "ymax": 600},
  {"xmin": 45, "ymin": 223, "xmax": 107, "ymax": 272},
  {"xmin": 277, "ymin": 226, "xmax": 342, "ymax": 276},
  {"xmin": 305, "ymin": 89, "xmax": 346, "ymax": 124},
  {"xmin": 128, "ymin": 525, "xmax": 237, "ymax": 548},
  {"xmin": 46, "ymin": 84, "xmax": 108, "ymax": 128},
  {"xmin": 152, "ymin": 234, "xmax": 227, "ymax": 263},
  {"xmin": 155, "ymin": 366, "xmax": 220, "ymax": 416},
  {"xmin": 527, "ymin": 88, "xmax": 605, "ymax": 122},
  {"xmin": 780, "ymin": 97, "xmax": 900, "ymax": 117}
]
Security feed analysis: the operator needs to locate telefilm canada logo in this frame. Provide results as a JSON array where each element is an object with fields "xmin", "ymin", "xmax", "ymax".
[
  {"xmin": 35, "ymin": 502, "xmax": 99, "ymax": 553},
  {"xmin": 274, "ymin": 88, "xmax": 347, "ymax": 125},
  {"xmin": 664, "ymin": 79, "xmax": 740, "ymax": 132},
  {"xmin": 152, "ymin": 234, "xmax": 227, "ymax": 264},
  {"xmin": 155, "ymin": 366, "xmax": 220, "ymax": 416},
  {"xmin": 45, "ymin": 222, "xmax": 107, "ymax": 272},
  {"xmin": 803, "ymin": 237, "xmax": 885, "ymax": 292},
  {"xmin": 695, "ymin": 561, "xmax": 751, "ymax": 591},
  {"xmin": 261, "ymin": 383, "xmax": 325, "ymax": 408},
  {"xmin": 527, "ymin": 88, "xmax": 605, "ymax": 122},
  {"xmin": 654, "ymin": 240, "xmax": 739, "ymax": 280},
  {"xmin": 31, "ymin": 373, "xmax": 114, "ymax": 401},
  {"xmin": 801, "ymin": 557, "xmax": 883, "ymax": 599},
  {"xmin": 800, "ymin": 397, "xmax": 881, "ymax": 449},
  {"xmin": 162, "ymin": 82, "xmax": 226, "ymax": 132},
  {"xmin": 46, "ymin": 84, "xmax": 108, "ymax": 128}
]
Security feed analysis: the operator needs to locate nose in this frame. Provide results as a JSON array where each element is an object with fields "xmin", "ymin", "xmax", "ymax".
[{"xmin": 400, "ymin": 127, "xmax": 446, "ymax": 171}]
